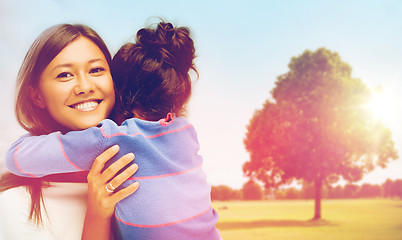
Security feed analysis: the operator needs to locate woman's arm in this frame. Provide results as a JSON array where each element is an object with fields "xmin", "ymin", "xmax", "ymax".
[{"xmin": 82, "ymin": 145, "xmax": 139, "ymax": 240}]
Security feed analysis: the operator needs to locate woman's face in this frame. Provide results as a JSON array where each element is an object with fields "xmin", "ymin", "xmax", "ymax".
[{"xmin": 34, "ymin": 36, "xmax": 115, "ymax": 131}]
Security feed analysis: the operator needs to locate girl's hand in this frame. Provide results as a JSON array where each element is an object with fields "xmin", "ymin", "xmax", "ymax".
[{"xmin": 82, "ymin": 145, "xmax": 139, "ymax": 240}]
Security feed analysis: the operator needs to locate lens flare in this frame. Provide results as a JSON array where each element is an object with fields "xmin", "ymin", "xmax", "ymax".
[{"xmin": 367, "ymin": 87, "xmax": 397, "ymax": 125}]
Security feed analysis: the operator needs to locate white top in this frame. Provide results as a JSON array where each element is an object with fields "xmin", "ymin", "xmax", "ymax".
[{"xmin": 0, "ymin": 182, "xmax": 87, "ymax": 240}]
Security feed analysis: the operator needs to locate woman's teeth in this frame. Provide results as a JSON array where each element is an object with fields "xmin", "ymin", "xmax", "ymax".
[{"xmin": 72, "ymin": 101, "xmax": 99, "ymax": 111}]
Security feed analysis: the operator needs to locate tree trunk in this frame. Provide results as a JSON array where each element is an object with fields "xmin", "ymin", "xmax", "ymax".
[{"xmin": 313, "ymin": 176, "xmax": 322, "ymax": 220}]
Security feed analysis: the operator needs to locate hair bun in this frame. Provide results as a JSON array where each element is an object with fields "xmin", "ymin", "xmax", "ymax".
[{"xmin": 136, "ymin": 22, "xmax": 195, "ymax": 73}]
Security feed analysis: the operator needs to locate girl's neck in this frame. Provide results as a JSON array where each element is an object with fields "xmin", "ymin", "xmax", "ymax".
[{"xmin": 131, "ymin": 109, "xmax": 147, "ymax": 120}]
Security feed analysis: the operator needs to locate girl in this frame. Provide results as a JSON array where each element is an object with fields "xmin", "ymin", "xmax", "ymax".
[
  {"xmin": 5, "ymin": 21, "xmax": 221, "ymax": 239},
  {"xmin": 0, "ymin": 24, "xmax": 139, "ymax": 240}
]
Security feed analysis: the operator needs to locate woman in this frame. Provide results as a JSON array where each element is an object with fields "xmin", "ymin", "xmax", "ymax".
[
  {"xmin": 5, "ymin": 21, "xmax": 222, "ymax": 240},
  {"xmin": 0, "ymin": 24, "xmax": 139, "ymax": 239}
]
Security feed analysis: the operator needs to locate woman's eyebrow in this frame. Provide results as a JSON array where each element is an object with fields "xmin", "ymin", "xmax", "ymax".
[
  {"xmin": 51, "ymin": 63, "xmax": 73, "ymax": 72},
  {"xmin": 88, "ymin": 58, "xmax": 107, "ymax": 64},
  {"xmin": 51, "ymin": 59, "xmax": 106, "ymax": 72}
]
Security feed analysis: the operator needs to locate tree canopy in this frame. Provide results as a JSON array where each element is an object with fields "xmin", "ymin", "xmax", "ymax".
[{"xmin": 243, "ymin": 48, "xmax": 398, "ymax": 219}]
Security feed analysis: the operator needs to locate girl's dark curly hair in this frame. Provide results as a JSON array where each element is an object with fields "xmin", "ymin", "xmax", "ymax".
[{"xmin": 112, "ymin": 21, "xmax": 197, "ymax": 123}]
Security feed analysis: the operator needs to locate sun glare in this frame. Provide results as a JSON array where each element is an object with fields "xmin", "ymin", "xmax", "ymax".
[{"xmin": 367, "ymin": 87, "xmax": 397, "ymax": 124}]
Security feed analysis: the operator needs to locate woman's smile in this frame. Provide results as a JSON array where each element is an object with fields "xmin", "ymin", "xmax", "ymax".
[{"xmin": 69, "ymin": 99, "xmax": 102, "ymax": 112}]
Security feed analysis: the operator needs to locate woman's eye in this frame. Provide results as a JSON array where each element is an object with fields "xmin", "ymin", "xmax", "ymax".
[
  {"xmin": 56, "ymin": 72, "xmax": 73, "ymax": 78},
  {"xmin": 89, "ymin": 67, "xmax": 105, "ymax": 74}
]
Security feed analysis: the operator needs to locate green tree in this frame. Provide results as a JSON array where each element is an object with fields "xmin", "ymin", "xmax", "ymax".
[
  {"xmin": 383, "ymin": 179, "xmax": 394, "ymax": 198},
  {"xmin": 343, "ymin": 184, "xmax": 359, "ymax": 198},
  {"xmin": 393, "ymin": 179, "xmax": 402, "ymax": 198},
  {"xmin": 242, "ymin": 180, "xmax": 264, "ymax": 200},
  {"xmin": 243, "ymin": 48, "xmax": 398, "ymax": 220},
  {"xmin": 327, "ymin": 185, "xmax": 344, "ymax": 199},
  {"xmin": 211, "ymin": 185, "xmax": 242, "ymax": 201},
  {"xmin": 301, "ymin": 181, "xmax": 328, "ymax": 199},
  {"xmin": 384, "ymin": 179, "xmax": 402, "ymax": 198},
  {"xmin": 358, "ymin": 183, "xmax": 382, "ymax": 198},
  {"xmin": 284, "ymin": 187, "xmax": 300, "ymax": 199}
]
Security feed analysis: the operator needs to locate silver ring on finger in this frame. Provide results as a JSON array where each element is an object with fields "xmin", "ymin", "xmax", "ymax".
[{"xmin": 105, "ymin": 182, "xmax": 116, "ymax": 193}]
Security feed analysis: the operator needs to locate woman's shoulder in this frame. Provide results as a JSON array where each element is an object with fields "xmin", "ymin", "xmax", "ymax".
[
  {"xmin": 0, "ymin": 186, "xmax": 50, "ymax": 240},
  {"xmin": 0, "ymin": 185, "xmax": 31, "ymax": 208},
  {"xmin": 0, "ymin": 183, "xmax": 88, "ymax": 240}
]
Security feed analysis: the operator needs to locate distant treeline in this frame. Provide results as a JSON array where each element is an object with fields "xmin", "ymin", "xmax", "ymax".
[{"xmin": 211, "ymin": 179, "xmax": 402, "ymax": 201}]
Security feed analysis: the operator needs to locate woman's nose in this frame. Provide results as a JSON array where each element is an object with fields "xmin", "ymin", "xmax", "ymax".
[{"xmin": 74, "ymin": 74, "xmax": 94, "ymax": 95}]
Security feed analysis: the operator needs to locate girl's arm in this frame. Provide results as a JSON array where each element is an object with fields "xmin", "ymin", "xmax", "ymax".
[
  {"xmin": 5, "ymin": 124, "xmax": 108, "ymax": 178},
  {"xmin": 82, "ymin": 145, "xmax": 139, "ymax": 240}
]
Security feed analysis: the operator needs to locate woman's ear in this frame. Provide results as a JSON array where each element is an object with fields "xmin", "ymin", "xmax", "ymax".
[{"xmin": 29, "ymin": 87, "xmax": 46, "ymax": 109}]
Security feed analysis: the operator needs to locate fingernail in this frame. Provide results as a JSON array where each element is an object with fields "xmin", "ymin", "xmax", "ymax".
[
  {"xmin": 133, "ymin": 182, "xmax": 140, "ymax": 188},
  {"xmin": 127, "ymin": 153, "xmax": 134, "ymax": 159},
  {"xmin": 111, "ymin": 145, "xmax": 119, "ymax": 151}
]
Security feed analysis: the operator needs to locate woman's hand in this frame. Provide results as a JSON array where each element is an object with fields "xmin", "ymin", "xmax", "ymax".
[{"xmin": 82, "ymin": 145, "xmax": 139, "ymax": 240}]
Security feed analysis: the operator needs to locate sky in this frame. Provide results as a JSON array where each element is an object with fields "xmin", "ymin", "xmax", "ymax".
[{"xmin": 0, "ymin": 0, "xmax": 401, "ymax": 189}]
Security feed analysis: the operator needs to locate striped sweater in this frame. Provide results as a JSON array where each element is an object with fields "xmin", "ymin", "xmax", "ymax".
[{"xmin": 6, "ymin": 115, "xmax": 221, "ymax": 240}]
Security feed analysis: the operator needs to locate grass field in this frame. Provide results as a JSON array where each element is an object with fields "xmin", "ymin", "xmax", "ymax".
[{"xmin": 213, "ymin": 199, "xmax": 402, "ymax": 240}]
